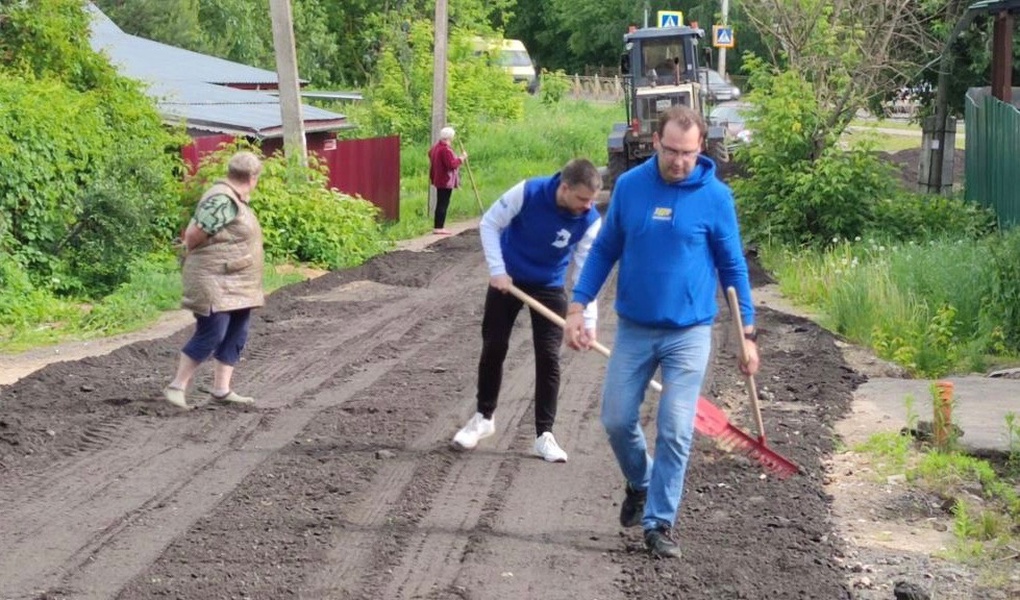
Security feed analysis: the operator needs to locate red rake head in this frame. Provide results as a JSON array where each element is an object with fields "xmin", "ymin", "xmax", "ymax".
[{"xmin": 696, "ymin": 397, "xmax": 801, "ymax": 479}]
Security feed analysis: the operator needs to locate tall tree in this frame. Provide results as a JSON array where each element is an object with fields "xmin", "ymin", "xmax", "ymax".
[
  {"xmin": 739, "ymin": 0, "xmax": 940, "ymax": 156},
  {"xmin": 908, "ymin": 0, "xmax": 1020, "ymax": 117},
  {"xmin": 93, "ymin": 0, "xmax": 344, "ymax": 86},
  {"xmin": 505, "ymin": 0, "xmax": 766, "ymax": 77},
  {"xmin": 94, "ymin": 0, "xmax": 206, "ymax": 50}
]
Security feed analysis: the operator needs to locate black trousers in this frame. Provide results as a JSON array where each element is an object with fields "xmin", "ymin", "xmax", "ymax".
[
  {"xmin": 476, "ymin": 284, "xmax": 567, "ymax": 436},
  {"xmin": 434, "ymin": 188, "xmax": 453, "ymax": 229}
]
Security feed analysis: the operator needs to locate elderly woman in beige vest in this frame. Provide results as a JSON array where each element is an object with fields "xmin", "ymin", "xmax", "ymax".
[{"xmin": 163, "ymin": 151, "xmax": 265, "ymax": 409}]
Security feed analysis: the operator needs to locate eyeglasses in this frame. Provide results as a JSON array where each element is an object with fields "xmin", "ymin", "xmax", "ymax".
[{"xmin": 659, "ymin": 144, "xmax": 700, "ymax": 160}]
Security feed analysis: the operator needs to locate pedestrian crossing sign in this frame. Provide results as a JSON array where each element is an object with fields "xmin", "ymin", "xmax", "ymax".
[
  {"xmin": 713, "ymin": 26, "xmax": 735, "ymax": 48},
  {"xmin": 657, "ymin": 10, "xmax": 684, "ymax": 28}
]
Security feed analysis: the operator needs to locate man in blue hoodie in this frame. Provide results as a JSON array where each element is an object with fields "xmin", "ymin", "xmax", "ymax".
[
  {"xmin": 452, "ymin": 159, "xmax": 602, "ymax": 463},
  {"xmin": 564, "ymin": 106, "xmax": 760, "ymax": 559}
]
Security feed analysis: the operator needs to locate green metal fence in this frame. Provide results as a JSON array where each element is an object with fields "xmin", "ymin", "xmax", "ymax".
[{"xmin": 965, "ymin": 89, "xmax": 1020, "ymax": 228}]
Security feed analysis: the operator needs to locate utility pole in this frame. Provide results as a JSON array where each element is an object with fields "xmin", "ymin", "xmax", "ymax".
[
  {"xmin": 428, "ymin": 0, "xmax": 449, "ymax": 218},
  {"xmin": 269, "ymin": 0, "xmax": 307, "ymax": 166},
  {"xmin": 643, "ymin": 0, "xmax": 650, "ymax": 28},
  {"xmin": 717, "ymin": 0, "xmax": 730, "ymax": 78}
]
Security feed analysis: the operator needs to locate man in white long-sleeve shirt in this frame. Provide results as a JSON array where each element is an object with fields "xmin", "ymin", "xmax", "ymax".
[{"xmin": 452, "ymin": 159, "xmax": 602, "ymax": 462}]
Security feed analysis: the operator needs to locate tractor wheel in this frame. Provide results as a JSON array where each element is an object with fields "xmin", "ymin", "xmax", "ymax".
[
  {"xmin": 606, "ymin": 151, "xmax": 628, "ymax": 190},
  {"xmin": 707, "ymin": 138, "xmax": 729, "ymax": 164}
]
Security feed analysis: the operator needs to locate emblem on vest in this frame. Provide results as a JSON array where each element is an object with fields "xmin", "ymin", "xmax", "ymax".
[
  {"xmin": 552, "ymin": 228, "xmax": 571, "ymax": 248},
  {"xmin": 653, "ymin": 207, "xmax": 673, "ymax": 221}
]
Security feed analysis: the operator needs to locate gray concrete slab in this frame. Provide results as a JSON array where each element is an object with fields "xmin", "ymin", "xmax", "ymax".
[{"xmin": 852, "ymin": 376, "xmax": 1020, "ymax": 454}]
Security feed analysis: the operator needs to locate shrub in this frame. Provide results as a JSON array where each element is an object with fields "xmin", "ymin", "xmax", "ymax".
[
  {"xmin": 183, "ymin": 145, "xmax": 389, "ymax": 270},
  {"xmin": 540, "ymin": 69, "xmax": 570, "ymax": 105},
  {"xmin": 0, "ymin": 0, "xmax": 185, "ymax": 298},
  {"xmin": 868, "ymin": 192, "xmax": 997, "ymax": 241},
  {"xmin": 0, "ymin": 78, "xmax": 183, "ymax": 296},
  {"xmin": 732, "ymin": 59, "xmax": 897, "ymax": 247},
  {"xmin": 0, "ymin": 0, "xmax": 118, "ymax": 91}
]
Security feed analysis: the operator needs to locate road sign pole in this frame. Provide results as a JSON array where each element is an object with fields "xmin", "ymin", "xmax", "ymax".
[{"xmin": 718, "ymin": 0, "xmax": 730, "ymax": 78}]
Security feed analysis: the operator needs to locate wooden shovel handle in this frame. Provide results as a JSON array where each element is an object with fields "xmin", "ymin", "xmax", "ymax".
[{"xmin": 726, "ymin": 286, "xmax": 766, "ymax": 443}]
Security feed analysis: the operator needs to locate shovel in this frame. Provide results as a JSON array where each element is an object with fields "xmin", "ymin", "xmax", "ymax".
[{"xmin": 507, "ymin": 285, "xmax": 799, "ymax": 478}]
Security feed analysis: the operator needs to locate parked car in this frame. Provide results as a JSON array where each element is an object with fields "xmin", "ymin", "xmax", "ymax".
[
  {"xmin": 709, "ymin": 102, "xmax": 752, "ymax": 145},
  {"xmin": 472, "ymin": 37, "xmax": 539, "ymax": 94},
  {"xmin": 697, "ymin": 68, "xmax": 741, "ymax": 102}
]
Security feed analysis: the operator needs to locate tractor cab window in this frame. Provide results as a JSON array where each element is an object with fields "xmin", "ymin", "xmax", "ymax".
[{"xmin": 642, "ymin": 39, "xmax": 687, "ymax": 85}]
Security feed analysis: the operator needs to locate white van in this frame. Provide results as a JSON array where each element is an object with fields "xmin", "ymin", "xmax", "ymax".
[{"xmin": 474, "ymin": 38, "xmax": 539, "ymax": 94}]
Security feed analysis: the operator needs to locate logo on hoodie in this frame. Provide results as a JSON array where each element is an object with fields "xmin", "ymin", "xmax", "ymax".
[
  {"xmin": 552, "ymin": 229, "xmax": 571, "ymax": 248},
  {"xmin": 653, "ymin": 207, "xmax": 673, "ymax": 221}
]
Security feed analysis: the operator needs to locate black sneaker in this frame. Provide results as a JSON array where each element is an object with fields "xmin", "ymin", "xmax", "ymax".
[
  {"xmin": 619, "ymin": 483, "xmax": 647, "ymax": 528},
  {"xmin": 644, "ymin": 526, "xmax": 683, "ymax": 559}
]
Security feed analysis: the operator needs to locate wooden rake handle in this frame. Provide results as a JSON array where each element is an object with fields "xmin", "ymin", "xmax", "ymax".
[
  {"xmin": 457, "ymin": 139, "xmax": 485, "ymax": 216},
  {"xmin": 726, "ymin": 286, "xmax": 766, "ymax": 443},
  {"xmin": 506, "ymin": 285, "xmax": 664, "ymax": 393}
]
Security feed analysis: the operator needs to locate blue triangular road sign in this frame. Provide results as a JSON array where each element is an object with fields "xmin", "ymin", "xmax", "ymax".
[
  {"xmin": 716, "ymin": 29, "xmax": 732, "ymax": 44},
  {"xmin": 663, "ymin": 15, "xmax": 679, "ymax": 27}
]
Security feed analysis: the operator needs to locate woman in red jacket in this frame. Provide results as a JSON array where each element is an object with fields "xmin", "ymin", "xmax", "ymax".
[{"xmin": 428, "ymin": 126, "xmax": 467, "ymax": 235}]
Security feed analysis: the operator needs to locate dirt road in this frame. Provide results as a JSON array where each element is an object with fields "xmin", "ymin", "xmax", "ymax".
[{"xmin": 2, "ymin": 232, "xmax": 862, "ymax": 599}]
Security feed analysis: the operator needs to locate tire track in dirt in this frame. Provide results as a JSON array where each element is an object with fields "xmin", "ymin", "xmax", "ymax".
[
  {"xmin": 374, "ymin": 273, "xmax": 633, "ymax": 599},
  {"xmin": 301, "ymin": 337, "xmax": 539, "ymax": 599},
  {"xmin": 106, "ymin": 239, "xmax": 500, "ymax": 598},
  {"xmin": 422, "ymin": 295, "xmax": 641, "ymax": 600},
  {"xmin": 0, "ymin": 241, "xmax": 490, "ymax": 599},
  {"xmin": 314, "ymin": 284, "xmax": 626, "ymax": 599},
  {"xmin": 111, "ymin": 236, "xmax": 627, "ymax": 600},
  {"xmin": 2, "ymin": 232, "xmax": 864, "ymax": 599},
  {"xmin": 368, "ymin": 347, "xmax": 553, "ymax": 599},
  {"xmin": 444, "ymin": 356, "xmax": 625, "ymax": 600},
  {"xmin": 1, "ymin": 355, "xmax": 402, "ymax": 599}
]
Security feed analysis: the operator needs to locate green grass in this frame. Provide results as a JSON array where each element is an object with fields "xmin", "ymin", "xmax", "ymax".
[
  {"xmin": 854, "ymin": 416, "xmax": 1020, "ymax": 574},
  {"xmin": 0, "ymin": 254, "xmax": 308, "ymax": 352},
  {"xmin": 853, "ymin": 431, "xmax": 913, "ymax": 475},
  {"xmin": 850, "ymin": 118, "xmax": 967, "ymax": 133},
  {"xmin": 850, "ymin": 118, "xmax": 923, "ymax": 132},
  {"xmin": 760, "ymin": 235, "xmax": 1020, "ymax": 377},
  {"xmin": 844, "ymin": 126, "xmax": 966, "ymax": 153}
]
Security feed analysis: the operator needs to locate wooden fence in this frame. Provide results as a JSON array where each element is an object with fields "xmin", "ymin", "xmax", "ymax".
[{"xmin": 565, "ymin": 75, "xmax": 626, "ymax": 102}]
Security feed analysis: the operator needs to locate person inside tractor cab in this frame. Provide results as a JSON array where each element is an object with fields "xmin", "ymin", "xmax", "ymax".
[{"xmin": 644, "ymin": 40, "xmax": 685, "ymax": 86}]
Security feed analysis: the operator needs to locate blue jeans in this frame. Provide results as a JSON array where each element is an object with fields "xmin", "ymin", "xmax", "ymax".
[
  {"xmin": 600, "ymin": 318, "xmax": 712, "ymax": 531},
  {"xmin": 181, "ymin": 309, "xmax": 252, "ymax": 366}
]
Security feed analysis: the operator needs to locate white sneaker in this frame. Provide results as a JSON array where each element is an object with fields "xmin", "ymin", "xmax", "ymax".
[
  {"xmin": 533, "ymin": 432, "xmax": 568, "ymax": 463},
  {"xmin": 452, "ymin": 412, "xmax": 495, "ymax": 450}
]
